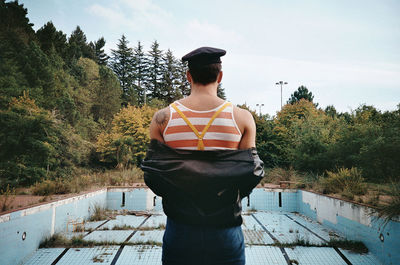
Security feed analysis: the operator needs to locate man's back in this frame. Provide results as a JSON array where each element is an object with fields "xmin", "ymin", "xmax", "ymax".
[{"xmin": 150, "ymin": 94, "xmax": 256, "ymax": 150}]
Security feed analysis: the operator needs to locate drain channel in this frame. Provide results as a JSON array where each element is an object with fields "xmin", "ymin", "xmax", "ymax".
[
  {"xmin": 284, "ymin": 214, "xmax": 353, "ymax": 265},
  {"xmin": 251, "ymin": 214, "xmax": 291, "ymax": 265},
  {"xmin": 110, "ymin": 214, "xmax": 152, "ymax": 265}
]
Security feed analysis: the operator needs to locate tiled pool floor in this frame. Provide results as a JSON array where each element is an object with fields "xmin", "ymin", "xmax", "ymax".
[{"xmin": 22, "ymin": 211, "xmax": 382, "ymax": 265}]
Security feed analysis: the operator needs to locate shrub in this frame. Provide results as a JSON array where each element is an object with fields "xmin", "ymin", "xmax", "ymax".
[
  {"xmin": 320, "ymin": 167, "xmax": 365, "ymax": 195},
  {"xmin": 373, "ymin": 181, "xmax": 400, "ymax": 229}
]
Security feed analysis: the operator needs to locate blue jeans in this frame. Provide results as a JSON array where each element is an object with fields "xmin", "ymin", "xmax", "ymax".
[{"xmin": 162, "ymin": 217, "xmax": 245, "ymax": 265}]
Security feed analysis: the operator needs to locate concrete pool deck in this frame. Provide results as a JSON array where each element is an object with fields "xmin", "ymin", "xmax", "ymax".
[{"xmin": 22, "ymin": 211, "xmax": 381, "ymax": 265}]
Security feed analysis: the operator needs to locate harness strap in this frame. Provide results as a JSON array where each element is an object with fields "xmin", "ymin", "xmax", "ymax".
[{"xmin": 171, "ymin": 102, "xmax": 231, "ymax": 150}]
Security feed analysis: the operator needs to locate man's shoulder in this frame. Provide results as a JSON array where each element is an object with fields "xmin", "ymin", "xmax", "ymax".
[
  {"xmin": 233, "ymin": 105, "xmax": 254, "ymax": 120},
  {"xmin": 153, "ymin": 106, "xmax": 170, "ymax": 127}
]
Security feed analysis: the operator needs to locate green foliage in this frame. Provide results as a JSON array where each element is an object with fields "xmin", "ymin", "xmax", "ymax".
[
  {"xmin": 110, "ymin": 35, "xmax": 135, "ymax": 106},
  {"xmin": 96, "ymin": 105, "xmax": 156, "ymax": 168},
  {"xmin": 373, "ymin": 181, "xmax": 400, "ymax": 229},
  {"xmin": 217, "ymin": 83, "xmax": 226, "ymax": 100},
  {"xmin": 287, "ymin": 85, "xmax": 318, "ymax": 107},
  {"xmin": 320, "ymin": 167, "xmax": 365, "ymax": 196}
]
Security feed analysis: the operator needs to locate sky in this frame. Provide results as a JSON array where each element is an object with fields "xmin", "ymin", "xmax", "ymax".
[{"xmin": 19, "ymin": 0, "xmax": 400, "ymax": 116}]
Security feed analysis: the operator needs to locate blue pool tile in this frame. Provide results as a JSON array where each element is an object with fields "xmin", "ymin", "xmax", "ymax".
[
  {"xmin": 57, "ymin": 246, "xmax": 119, "ymax": 265},
  {"xmin": 115, "ymin": 245, "xmax": 162, "ymax": 265},
  {"xmin": 245, "ymin": 246, "xmax": 287, "ymax": 265},
  {"xmin": 339, "ymin": 248, "xmax": 382, "ymax": 265},
  {"xmin": 22, "ymin": 248, "xmax": 65, "ymax": 265},
  {"xmin": 285, "ymin": 247, "xmax": 347, "ymax": 265}
]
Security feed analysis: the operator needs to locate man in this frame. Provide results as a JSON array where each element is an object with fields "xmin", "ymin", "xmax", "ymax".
[
  {"xmin": 143, "ymin": 47, "xmax": 263, "ymax": 265},
  {"xmin": 150, "ymin": 47, "xmax": 256, "ymax": 150}
]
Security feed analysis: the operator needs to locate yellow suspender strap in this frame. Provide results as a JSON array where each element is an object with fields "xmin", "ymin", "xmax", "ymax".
[{"xmin": 171, "ymin": 102, "xmax": 231, "ymax": 150}]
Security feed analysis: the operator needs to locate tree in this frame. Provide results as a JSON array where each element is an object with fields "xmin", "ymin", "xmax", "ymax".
[
  {"xmin": 161, "ymin": 49, "xmax": 181, "ymax": 103},
  {"xmin": 91, "ymin": 66, "xmax": 121, "ymax": 123},
  {"xmin": 133, "ymin": 41, "xmax": 147, "ymax": 104},
  {"xmin": 110, "ymin": 35, "xmax": 135, "ymax": 106},
  {"xmin": 217, "ymin": 83, "xmax": 226, "ymax": 99},
  {"xmin": 145, "ymin": 40, "xmax": 164, "ymax": 100},
  {"xmin": 287, "ymin": 85, "xmax": 318, "ymax": 107},
  {"xmin": 176, "ymin": 60, "xmax": 190, "ymax": 97},
  {"xmin": 90, "ymin": 37, "xmax": 109, "ymax": 65},
  {"xmin": 96, "ymin": 105, "xmax": 156, "ymax": 168},
  {"xmin": 36, "ymin": 21, "xmax": 68, "ymax": 58},
  {"xmin": 67, "ymin": 26, "xmax": 95, "ymax": 62}
]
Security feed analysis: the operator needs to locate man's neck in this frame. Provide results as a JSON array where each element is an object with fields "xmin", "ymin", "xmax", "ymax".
[{"xmin": 190, "ymin": 82, "xmax": 218, "ymax": 97}]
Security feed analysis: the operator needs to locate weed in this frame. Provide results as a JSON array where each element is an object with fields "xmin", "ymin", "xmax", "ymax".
[
  {"xmin": 328, "ymin": 239, "xmax": 368, "ymax": 253},
  {"xmin": 0, "ymin": 184, "xmax": 15, "ymax": 212},
  {"xmin": 290, "ymin": 259, "xmax": 299, "ymax": 265},
  {"xmin": 112, "ymin": 224, "xmax": 134, "ymax": 230},
  {"xmin": 39, "ymin": 233, "xmax": 71, "ymax": 248},
  {"xmin": 89, "ymin": 204, "xmax": 109, "ymax": 221},
  {"xmin": 371, "ymin": 181, "xmax": 400, "ymax": 229},
  {"xmin": 320, "ymin": 167, "xmax": 365, "ymax": 196}
]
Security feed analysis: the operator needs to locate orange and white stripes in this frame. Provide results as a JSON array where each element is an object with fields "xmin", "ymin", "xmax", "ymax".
[{"xmin": 163, "ymin": 101, "xmax": 242, "ymax": 150}]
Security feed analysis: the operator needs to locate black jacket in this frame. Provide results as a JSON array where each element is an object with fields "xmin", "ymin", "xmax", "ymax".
[{"xmin": 141, "ymin": 140, "xmax": 264, "ymax": 227}]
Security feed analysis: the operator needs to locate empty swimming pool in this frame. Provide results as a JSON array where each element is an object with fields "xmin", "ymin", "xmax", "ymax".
[{"xmin": 0, "ymin": 188, "xmax": 399, "ymax": 265}]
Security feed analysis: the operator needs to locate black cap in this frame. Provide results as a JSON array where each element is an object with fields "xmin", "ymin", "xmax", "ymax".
[{"xmin": 182, "ymin": 47, "xmax": 226, "ymax": 68}]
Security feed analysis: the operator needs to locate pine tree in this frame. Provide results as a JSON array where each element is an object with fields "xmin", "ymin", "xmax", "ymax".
[
  {"xmin": 36, "ymin": 21, "xmax": 68, "ymax": 58},
  {"xmin": 145, "ymin": 40, "xmax": 163, "ymax": 100},
  {"xmin": 176, "ymin": 60, "xmax": 190, "ymax": 97},
  {"xmin": 161, "ymin": 49, "xmax": 181, "ymax": 103},
  {"xmin": 90, "ymin": 37, "xmax": 109, "ymax": 65},
  {"xmin": 217, "ymin": 83, "xmax": 226, "ymax": 100},
  {"xmin": 110, "ymin": 35, "xmax": 135, "ymax": 106},
  {"xmin": 287, "ymin": 85, "xmax": 318, "ymax": 107},
  {"xmin": 133, "ymin": 41, "xmax": 146, "ymax": 104},
  {"xmin": 67, "ymin": 26, "xmax": 95, "ymax": 61}
]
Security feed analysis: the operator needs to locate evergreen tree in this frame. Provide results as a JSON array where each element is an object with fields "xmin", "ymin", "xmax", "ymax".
[
  {"xmin": 36, "ymin": 21, "xmax": 68, "ymax": 58},
  {"xmin": 287, "ymin": 85, "xmax": 318, "ymax": 107},
  {"xmin": 217, "ymin": 83, "xmax": 226, "ymax": 100},
  {"xmin": 176, "ymin": 60, "xmax": 190, "ymax": 97},
  {"xmin": 67, "ymin": 26, "xmax": 95, "ymax": 62},
  {"xmin": 133, "ymin": 41, "xmax": 147, "ymax": 104},
  {"xmin": 110, "ymin": 35, "xmax": 135, "ymax": 106},
  {"xmin": 161, "ymin": 49, "xmax": 181, "ymax": 103},
  {"xmin": 145, "ymin": 40, "xmax": 163, "ymax": 100},
  {"xmin": 91, "ymin": 66, "xmax": 121, "ymax": 123},
  {"xmin": 90, "ymin": 37, "xmax": 109, "ymax": 65}
]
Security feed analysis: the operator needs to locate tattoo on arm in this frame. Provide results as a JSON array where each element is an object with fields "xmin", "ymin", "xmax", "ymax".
[{"xmin": 155, "ymin": 109, "xmax": 168, "ymax": 126}]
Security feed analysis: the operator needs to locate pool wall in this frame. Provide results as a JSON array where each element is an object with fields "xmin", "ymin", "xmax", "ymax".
[
  {"xmin": 298, "ymin": 190, "xmax": 400, "ymax": 265},
  {"xmin": 0, "ymin": 189, "xmax": 107, "ymax": 265}
]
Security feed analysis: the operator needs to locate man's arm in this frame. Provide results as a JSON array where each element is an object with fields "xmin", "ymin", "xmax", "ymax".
[
  {"xmin": 149, "ymin": 107, "xmax": 170, "ymax": 143},
  {"xmin": 234, "ymin": 107, "xmax": 256, "ymax": 149}
]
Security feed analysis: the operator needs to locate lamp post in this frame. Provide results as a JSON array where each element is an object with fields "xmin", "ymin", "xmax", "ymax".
[
  {"xmin": 256, "ymin": 103, "xmax": 264, "ymax": 117},
  {"xmin": 275, "ymin": 81, "xmax": 288, "ymax": 109}
]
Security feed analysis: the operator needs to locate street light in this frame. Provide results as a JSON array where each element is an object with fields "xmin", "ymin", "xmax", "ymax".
[
  {"xmin": 256, "ymin": 103, "xmax": 264, "ymax": 117},
  {"xmin": 275, "ymin": 81, "xmax": 288, "ymax": 109}
]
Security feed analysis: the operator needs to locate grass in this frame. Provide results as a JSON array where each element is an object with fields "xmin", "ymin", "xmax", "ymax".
[
  {"xmin": 0, "ymin": 184, "xmax": 16, "ymax": 212},
  {"xmin": 89, "ymin": 204, "xmax": 110, "ymax": 221},
  {"xmin": 30, "ymin": 167, "xmax": 144, "ymax": 196},
  {"xmin": 39, "ymin": 233, "xmax": 163, "ymax": 248},
  {"xmin": 371, "ymin": 181, "xmax": 400, "ymax": 229},
  {"xmin": 328, "ymin": 239, "xmax": 368, "ymax": 253}
]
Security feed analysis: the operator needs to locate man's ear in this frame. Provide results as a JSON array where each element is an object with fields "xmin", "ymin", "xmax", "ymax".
[
  {"xmin": 186, "ymin": 70, "xmax": 192, "ymax": 83},
  {"xmin": 217, "ymin": 71, "xmax": 223, "ymax": 83}
]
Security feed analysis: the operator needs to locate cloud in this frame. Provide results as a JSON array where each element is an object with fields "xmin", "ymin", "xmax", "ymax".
[
  {"xmin": 183, "ymin": 19, "xmax": 243, "ymax": 48},
  {"xmin": 87, "ymin": 0, "xmax": 173, "ymax": 32}
]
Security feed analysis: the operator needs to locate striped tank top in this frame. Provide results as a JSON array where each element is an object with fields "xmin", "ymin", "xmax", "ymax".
[{"xmin": 163, "ymin": 101, "xmax": 242, "ymax": 150}]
